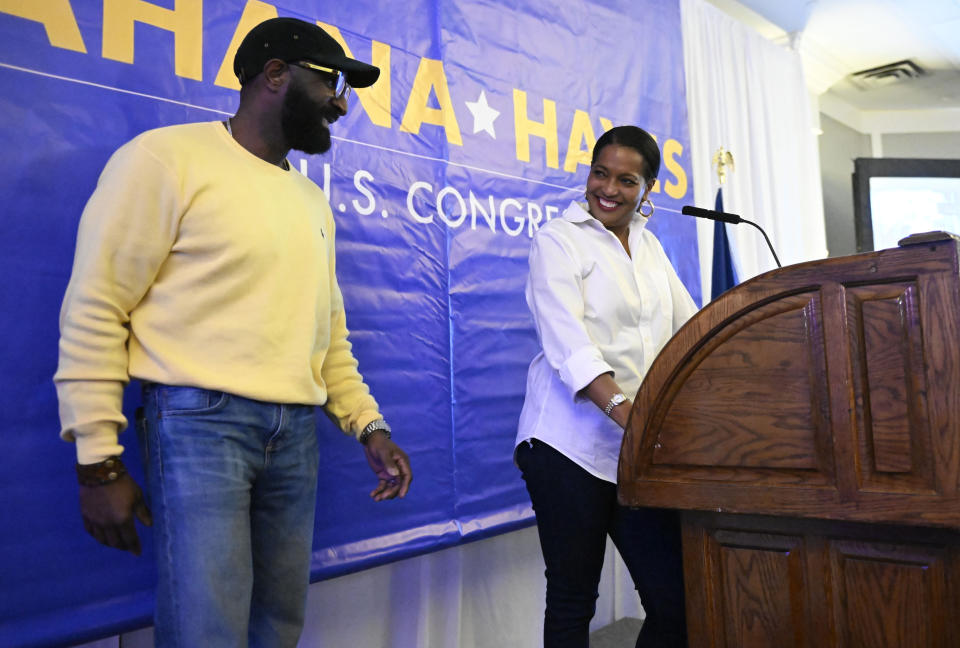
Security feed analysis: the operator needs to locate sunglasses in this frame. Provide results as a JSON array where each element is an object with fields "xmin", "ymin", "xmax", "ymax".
[{"xmin": 292, "ymin": 61, "xmax": 351, "ymax": 99}]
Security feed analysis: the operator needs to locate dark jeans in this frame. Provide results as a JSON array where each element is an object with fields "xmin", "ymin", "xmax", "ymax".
[{"xmin": 517, "ymin": 439, "xmax": 688, "ymax": 648}]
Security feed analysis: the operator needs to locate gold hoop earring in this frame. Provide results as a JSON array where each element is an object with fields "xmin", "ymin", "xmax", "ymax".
[{"xmin": 638, "ymin": 199, "xmax": 655, "ymax": 218}]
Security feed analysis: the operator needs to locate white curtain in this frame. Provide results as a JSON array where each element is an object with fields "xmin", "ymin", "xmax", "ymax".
[
  {"xmin": 74, "ymin": 4, "xmax": 831, "ymax": 648},
  {"xmin": 681, "ymin": 0, "xmax": 828, "ymax": 301},
  {"xmin": 296, "ymin": 528, "xmax": 642, "ymax": 647}
]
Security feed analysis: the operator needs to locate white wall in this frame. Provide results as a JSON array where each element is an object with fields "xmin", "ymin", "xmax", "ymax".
[
  {"xmin": 881, "ymin": 132, "xmax": 960, "ymax": 159},
  {"xmin": 818, "ymin": 114, "xmax": 871, "ymax": 257}
]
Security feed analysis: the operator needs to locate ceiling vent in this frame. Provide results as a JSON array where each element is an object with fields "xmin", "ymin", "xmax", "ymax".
[{"xmin": 849, "ymin": 59, "xmax": 927, "ymax": 90}]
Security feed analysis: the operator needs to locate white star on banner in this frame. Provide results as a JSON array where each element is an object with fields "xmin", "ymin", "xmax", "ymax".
[{"xmin": 465, "ymin": 90, "xmax": 500, "ymax": 139}]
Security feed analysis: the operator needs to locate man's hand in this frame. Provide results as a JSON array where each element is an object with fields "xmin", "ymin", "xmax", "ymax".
[
  {"xmin": 79, "ymin": 474, "xmax": 152, "ymax": 555},
  {"xmin": 362, "ymin": 431, "xmax": 412, "ymax": 501}
]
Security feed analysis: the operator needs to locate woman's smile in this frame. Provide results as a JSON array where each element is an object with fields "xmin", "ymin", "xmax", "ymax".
[{"xmin": 593, "ymin": 196, "xmax": 621, "ymax": 211}]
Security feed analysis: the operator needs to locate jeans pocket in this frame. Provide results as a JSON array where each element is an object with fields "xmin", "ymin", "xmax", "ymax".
[
  {"xmin": 134, "ymin": 406, "xmax": 153, "ymax": 507},
  {"xmin": 135, "ymin": 406, "xmax": 148, "ymax": 462},
  {"xmin": 157, "ymin": 385, "xmax": 229, "ymax": 417}
]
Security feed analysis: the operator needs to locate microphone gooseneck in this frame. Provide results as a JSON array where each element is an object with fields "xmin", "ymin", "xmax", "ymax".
[{"xmin": 681, "ymin": 205, "xmax": 782, "ymax": 268}]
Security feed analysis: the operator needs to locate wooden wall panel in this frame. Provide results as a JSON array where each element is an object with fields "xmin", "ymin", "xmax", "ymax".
[
  {"xmin": 846, "ymin": 282, "xmax": 935, "ymax": 493},
  {"xmin": 830, "ymin": 540, "xmax": 950, "ymax": 648},
  {"xmin": 685, "ymin": 521, "xmax": 816, "ymax": 648},
  {"xmin": 653, "ymin": 300, "xmax": 825, "ymax": 471},
  {"xmin": 913, "ymin": 270, "xmax": 960, "ymax": 496},
  {"xmin": 683, "ymin": 513, "xmax": 960, "ymax": 648},
  {"xmin": 715, "ymin": 531, "xmax": 808, "ymax": 647},
  {"xmin": 640, "ymin": 293, "xmax": 836, "ymax": 491}
]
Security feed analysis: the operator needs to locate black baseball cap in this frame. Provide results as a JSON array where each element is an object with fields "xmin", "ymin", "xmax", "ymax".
[{"xmin": 233, "ymin": 17, "xmax": 380, "ymax": 88}]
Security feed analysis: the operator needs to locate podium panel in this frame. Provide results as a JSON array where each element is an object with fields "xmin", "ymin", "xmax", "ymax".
[
  {"xmin": 681, "ymin": 512, "xmax": 960, "ymax": 648},
  {"xmin": 619, "ymin": 233, "xmax": 960, "ymax": 646}
]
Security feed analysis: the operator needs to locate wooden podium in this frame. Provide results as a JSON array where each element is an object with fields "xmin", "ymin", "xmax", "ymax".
[{"xmin": 618, "ymin": 233, "xmax": 960, "ymax": 648}]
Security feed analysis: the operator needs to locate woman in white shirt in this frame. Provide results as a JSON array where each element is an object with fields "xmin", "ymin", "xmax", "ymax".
[{"xmin": 515, "ymin": 126, "xmax": 698, "ymax": 647}]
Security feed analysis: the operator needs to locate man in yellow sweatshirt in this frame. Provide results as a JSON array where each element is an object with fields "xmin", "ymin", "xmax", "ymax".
[{"xmin": 54, "ymin": 17, "xmax": 412, "ymax": 647}]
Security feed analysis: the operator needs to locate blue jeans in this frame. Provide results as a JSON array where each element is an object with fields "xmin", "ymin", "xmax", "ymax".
[
  {"xmin": 517, "ymin": 439, "xmax": 688, "ymax": 648},
  {"xmin": 137, "ymin": 384, "xmax": 319, "ymax": 648}
]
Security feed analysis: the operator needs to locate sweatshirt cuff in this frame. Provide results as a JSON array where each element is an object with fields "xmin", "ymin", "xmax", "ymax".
[
  {"xmin": 353, "ymin": 410, "xmax": 384, "ymax": 441},
  {"xmin": 559, "ymin": 345, "xmax": 614, "ymax": 394},
  {"xmin": 71, "ymin": 421, "xmax": 125, "ymax": 464}
]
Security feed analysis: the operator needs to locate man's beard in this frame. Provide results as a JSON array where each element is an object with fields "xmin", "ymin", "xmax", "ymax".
[{"xmin": 281, "ymin": 81, "xmax": 336, "ymax": 155}]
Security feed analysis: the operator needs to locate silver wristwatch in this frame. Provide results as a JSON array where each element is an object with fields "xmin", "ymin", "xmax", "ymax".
[
  {"xmin": 603, "ymin": 392, "xmax": 628, "ymax": 416},
  {"xmin": 359, "ymin": 418, "xmax": 392, "ymax": 444}
]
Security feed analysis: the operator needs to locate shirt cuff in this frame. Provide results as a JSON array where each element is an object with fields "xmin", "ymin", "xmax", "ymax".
[{"xmin": 558, "ymin": 346, "xmax": 614, "ymax": 394}]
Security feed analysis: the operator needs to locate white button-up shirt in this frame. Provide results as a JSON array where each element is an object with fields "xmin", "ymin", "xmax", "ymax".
[{"xmin": 516, "ymin": 201, "xmax": 699, "ymax": 483}]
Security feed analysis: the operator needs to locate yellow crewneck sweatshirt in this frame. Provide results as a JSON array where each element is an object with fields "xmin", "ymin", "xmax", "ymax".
[{"xmin": 55, "ymin": 121, "xmax": 381, "ymax": 463}]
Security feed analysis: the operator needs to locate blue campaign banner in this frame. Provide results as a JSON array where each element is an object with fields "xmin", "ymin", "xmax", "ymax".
[{"xmin": 0, "ymin": 1, "xmax": 698, "ymax": 645}]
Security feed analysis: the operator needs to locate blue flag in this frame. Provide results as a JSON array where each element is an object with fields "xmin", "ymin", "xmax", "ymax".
[{"xmin": 711, "ymin": 188, "xmax": 738, "ymax": 299}]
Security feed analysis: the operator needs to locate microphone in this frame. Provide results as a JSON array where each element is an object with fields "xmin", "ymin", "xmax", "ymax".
[
  {"xmin": 681, "ymin": 205, "xmax": 742, "ymax": 224},
  {"xmin": 681, "ymin": 204, "xmax": 782, "ymax": 268}
]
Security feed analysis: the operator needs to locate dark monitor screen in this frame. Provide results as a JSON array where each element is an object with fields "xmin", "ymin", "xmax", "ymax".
[{"xmin": 853, "ymin": 158, "xmax": 960, "ymax": 252}]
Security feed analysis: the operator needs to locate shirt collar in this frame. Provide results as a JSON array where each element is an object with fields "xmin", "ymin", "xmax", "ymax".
[{"xmin": 560, "ymin": 200, "xmax": 650, "ymax": 235}]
